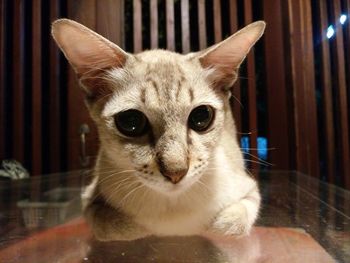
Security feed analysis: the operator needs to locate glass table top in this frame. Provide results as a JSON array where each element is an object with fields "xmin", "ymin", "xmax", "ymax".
[{"xmin": 0, "ymin": 170, "xmax": 349, "ymax": 262}]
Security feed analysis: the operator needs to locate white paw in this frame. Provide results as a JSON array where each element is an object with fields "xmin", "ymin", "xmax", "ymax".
[{"xmin": 211, "ymin": 203, "xmax": 250, "ymax": 237}]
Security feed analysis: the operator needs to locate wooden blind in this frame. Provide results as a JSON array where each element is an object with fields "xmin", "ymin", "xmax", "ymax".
[
  {"xmin": 1, "ymin": 0, "xmax": 349, "ymax": 189},
  {"xmin": 311, "ymin": 0, "xmax": 350, "ymax": 187},
  {"xmin": 0, "ymin": 0, "xmax": 124, "ymax": 177}
]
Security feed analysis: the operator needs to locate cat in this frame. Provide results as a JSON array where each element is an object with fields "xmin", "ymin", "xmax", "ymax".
[{"xmin": 51, "ymin": 18, "xmax": 265, "ymax": 241}]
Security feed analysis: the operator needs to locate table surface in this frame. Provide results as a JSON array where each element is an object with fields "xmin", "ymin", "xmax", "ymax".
[{"xmin": 0, "ymin": 170, "xmax": 349, "ymax": 263}]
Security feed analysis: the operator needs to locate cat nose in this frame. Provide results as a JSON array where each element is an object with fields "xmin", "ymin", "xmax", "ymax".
[{"xmin": 161, "ymin": 169, "xmax": 188, "ymax": 184}]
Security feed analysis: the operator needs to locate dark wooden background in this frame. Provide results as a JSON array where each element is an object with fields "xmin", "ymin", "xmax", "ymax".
[{"xmin": 0, "ymin": 0, "xmax": 349, "ymax": 189}]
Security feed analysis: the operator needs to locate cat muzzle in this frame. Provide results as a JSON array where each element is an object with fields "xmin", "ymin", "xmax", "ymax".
[{"xmin": 161, "ymin": 169, "xmax": 188, "ymax": 184}]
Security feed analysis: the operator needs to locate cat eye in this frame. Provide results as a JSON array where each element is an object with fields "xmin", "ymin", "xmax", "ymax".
[
  {"xmin": 114, "ymin": 109, "xmax": 149, "ymax": 137},
  {"xmin": 188, "ymin": 105, "xmax": 214, "ymax": 132}
]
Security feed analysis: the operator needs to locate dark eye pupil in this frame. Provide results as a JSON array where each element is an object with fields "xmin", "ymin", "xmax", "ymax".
[
  {"xmin": 188, "ymin": 105, "xmax": 214, "ymax": 132},
  {"xmin": 115, "ymin": 110, "xmax": 148, "ymax": 137}
]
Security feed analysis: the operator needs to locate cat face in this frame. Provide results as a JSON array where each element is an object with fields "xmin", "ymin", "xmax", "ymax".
[
  {"xmin": 96, "ymin": 50, "xmax": 227, "ymax": 194},
  {"xmin": 51, "ymin": 19, "xmax": 265, "ymax": 195}
]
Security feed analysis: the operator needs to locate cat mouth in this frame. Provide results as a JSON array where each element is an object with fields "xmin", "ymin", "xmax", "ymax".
[
  {"xmin": 136, "ymin": 172, "xmax": 189, "ymax": 194},
  {"xmin": 161, "ymin": 170, "xmax": 188, "ymax": 184},
  {"xmin": 135, "ymin": 166, "xmax": 205, "ymax": 195}
]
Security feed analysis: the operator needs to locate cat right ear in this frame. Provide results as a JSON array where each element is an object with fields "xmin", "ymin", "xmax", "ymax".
[
  {"xmin": 51, "ymin": 19, "xmax": 129, "ymax": 99},
  {"xmin": 194, "ymin": 21, "xmax": 265, "ymax": 90}
]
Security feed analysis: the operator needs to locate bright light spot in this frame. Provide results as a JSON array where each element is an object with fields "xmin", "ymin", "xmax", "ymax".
[
  {"xmin": 340, "ymin": 14, "xmax": 347, "ymax": 24},
  {"xmin": 327, "ymin": 25, "xmax": 335, "ymax": 39}
]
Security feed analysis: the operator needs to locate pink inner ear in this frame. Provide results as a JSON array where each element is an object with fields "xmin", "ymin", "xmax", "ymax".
[
  {"xmin": 199, "ymin": 21, "xmax": 265, "ymax": 70},
  {"xmin": 52, "ymin": 20, "xmax": 127, "ymax": 75},
  {"xmin": 199, "ymin": 51, "xmax": 241, "ymax": 90},
  {"xmin": 199, "ymin": 36, "xmax": 253, "ymax": 74},
  {"xmin": 200, "ymin": 53, "xmax": 240, "ymax": 73}
]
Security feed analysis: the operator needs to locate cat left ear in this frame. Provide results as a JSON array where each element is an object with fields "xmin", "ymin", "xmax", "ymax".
[
  {"xmin": 197, "ymin": 21, "xmax": 266, "ymax": 90},
  {"xmin": 51, "ymin": 19, "xmax": 129, "ymax": 102},
  {"xmin": 51, "ymin": 19, "xmax": 128, "ymax": 75}
]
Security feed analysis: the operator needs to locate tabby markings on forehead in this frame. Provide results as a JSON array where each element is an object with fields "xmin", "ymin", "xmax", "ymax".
[
  {"xmin": 188, "ymin": 88, "xmax": 194, "ymax": 103},
  {"xmin": 140, "ymin": 88, "xmax": 146, "ymax": 103},
  {"xmin": 142, "ymin": 75, "xmax": 192, "ymax": 104},
  {"xmin": 187, "ymin": 132, "xmax": 193, "ymax": 145},
  {"xmin": 110, "ymin": 60, "xmax": 191, "ymax": 106},
  {"xmin": 175, "ymin": 80, "xmax": 182, "ymax": 101},
  {"xmin": 144, "ymin": 77, "xmax": 161, "ymax": 104}
]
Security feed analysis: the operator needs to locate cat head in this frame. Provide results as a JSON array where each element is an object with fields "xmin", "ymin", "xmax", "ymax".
[{"xmin": 52, "ymin": 19, "xmax": 265, "ymax": 195}]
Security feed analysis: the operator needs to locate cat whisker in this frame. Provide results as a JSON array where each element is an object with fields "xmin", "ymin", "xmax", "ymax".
[
  {"xmin": 239, "ymin": 147, "xmax": 275, "ymax": 151},
  {"xmin": 236, "ymin": 130, "xmax": 258, "ymax": 135},
  {"xmin": 236, "ymin": 131, "xmax": 252, "ymax": 135},
  {"xmin": 242, "ymin": 152, "xmax": 274, "ymax": 166},
  {"xmin": 205, "ymin": 153, "xmax": 272, "ymax": 167},
  {"xmin": 242, "ymin": 159, "xmax": 271, "ymax": 166},
  {"xmin": 98, "ymin": 171, "xmax": 136, "ymax": 186},
  {"xmin": 101, "ymin": 177, "xmax": 137, "ymax": 192},
  {"xmin": 196, "ymin": 179, "xmax": 212, "ymax": 193},
  {"xmin": 97, "ymin": 169, "xmax": 136, "ymax": 176},
  {"xmin": 230, "ymin": 94, "xmax": 243, "ymax": 108},
  {"xmin": 130, "ymin": 184, "xmax": 149, "ymax": 206},
  {"xmin": 87, "ymin": 176, "xmax": 136, "ymax": 205},
  {"xmin": 236, "ymin": 76, "xmax": 253, "ymax": 81},
  {"xmin": 118, "ymin": 183, "xmax": 145, "ymax": 207},
  {"xmin": 96, "ymin": 172, "xmax": 133, "ymax": 183},
  {"xmin": 103, "ymin": 180, "xmax": 141, "ymax": 205}
]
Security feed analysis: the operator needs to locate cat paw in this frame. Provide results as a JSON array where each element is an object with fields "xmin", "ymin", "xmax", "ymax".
[{"xmin": 210, "ymin": 203, "xmax": 250, "ymax": 237}]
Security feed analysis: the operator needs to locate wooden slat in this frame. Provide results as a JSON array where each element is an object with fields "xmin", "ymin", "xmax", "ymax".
[
  {"xmin": 264, "ymin": 0, "xmax": 290, "ymax": 170},
  {"xmin": 96, "ymin": 0, "xmax": 125, "ymax": 46},
  {"xmin": 166, "ymin": 0, "xmax": 175, "ymax": 51},
  {"xmin": 12, "ymin": 0, "xmax": 24, "ymax": 163},
  {"xmin": 0, "ymin": 0, "xmax": 5, "ymax": 159},
  {"xmin": 345, "ymin": 0, "xmax": 350, "ymax": 178},
  {"xmin": 229, "ymin": 0, "xmax": 238, "ymax": 33},
  {"xmin": 285, "ymin": 0, "xmax": 320, "ymax": 177},
  {"xmin": 150, "ymin": 0, "xmax": 158, "ymax": 49},
  {"xmin": 331, "ymin": 0, "xmax": 350, "ymax": 188},
  {"xmin": 318, "ymin": 1, "xmax": 335, "ymax": 183},
  {"xmin": 291, "ymin": 0, "xmax": 310, "ymax": 174},
  {"xmin": 31, "ymin": 0, "xmax": 42, "ymax": 175},
  {"xmin": 244, "ymin": 0, "xmax": 258, "ymax": 171},
  {"xmin": 180, "ymin": 0, "xmax": 190, "ymax": 53},
  {"xmin": 229, "ymin": 0, "xmax": 242, "ymax": 133},
  {"xmin": 197, "ymin": 0, "xmax": 207, "ymax": 49},
  {"xmin": 345, "ymin": 0, "xmax": 350, "ymax": 92},
  {"xmin": 288, "ymin": 0, "xmax": 308, "ymax": 173},
  {"xmin": 213, "ymin": 0, "xmax": 222, "ymax": 43},
  {"xmin": 300, "ymin": 0, "xmax": 320, "ymax": 178},
  {"xmin": 133, "ymin": 0, "xmax": 142, "ymax": 52},
  {"xmin": 49, "ymin": 0, "xmax": 61, "ymax": 173}
]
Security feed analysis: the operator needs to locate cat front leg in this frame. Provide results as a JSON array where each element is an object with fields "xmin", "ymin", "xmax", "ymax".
[
  {"xmin": 84, "ymin": 199, "xmax": 149, "ymax": 241},
  {"xmin": 209, "ymin": 186, "xmax": 260, "ymax": 237}
]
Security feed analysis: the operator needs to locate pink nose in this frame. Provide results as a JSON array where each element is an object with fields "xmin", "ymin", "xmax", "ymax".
[{"xmin": 162, "ymin": 169, "xmax": 188, "ymax": 184}]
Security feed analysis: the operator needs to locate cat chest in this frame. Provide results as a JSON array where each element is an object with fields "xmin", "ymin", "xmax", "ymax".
[
  {"xmin": 139, "ymin": 210, "xmax": 212, "ymax": 236},
  {"xmin": 132, "ymin": 201, "xmax": 218, "ymax": 236}
]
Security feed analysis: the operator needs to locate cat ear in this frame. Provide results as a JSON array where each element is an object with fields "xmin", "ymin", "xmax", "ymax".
[
  {"xmin": 51, "ymin": 19, "xmax": 129, "ymax": 101},
  {"xmin": 197, "ymin": 21, "xmax": 265, "ymax": 89},
  {"xmin": 51, "ymin": 19, "xmax": 128, "ymax": 74}
]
